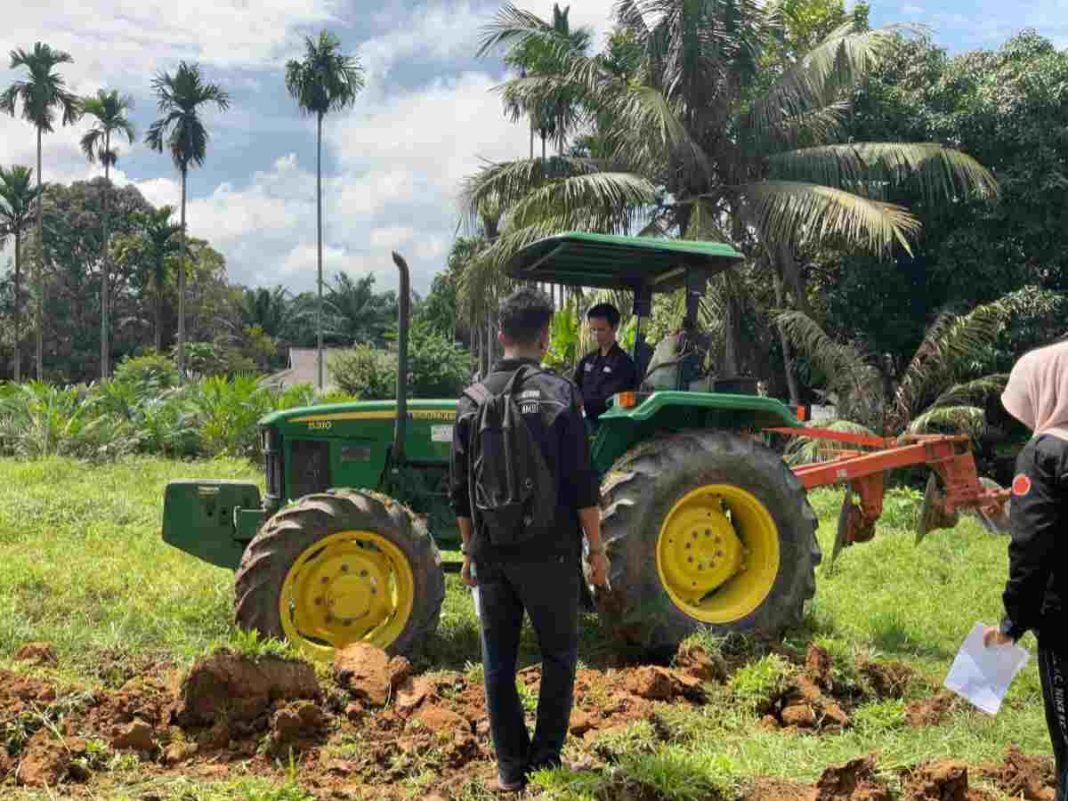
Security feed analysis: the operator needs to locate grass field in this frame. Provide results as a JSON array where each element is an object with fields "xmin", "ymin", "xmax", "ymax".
[{"xmin": 0, "ymin": 457, "xmax": 1052, "ymax": 800}]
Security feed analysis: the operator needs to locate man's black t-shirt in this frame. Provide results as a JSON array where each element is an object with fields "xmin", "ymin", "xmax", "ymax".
[
  {"xmin": 450, "ymin": 358, "xmax": 600, "ymax": 563},
  {"xmin": 573, "ymin": 343, "xmax": 638, "ymax": 420}
]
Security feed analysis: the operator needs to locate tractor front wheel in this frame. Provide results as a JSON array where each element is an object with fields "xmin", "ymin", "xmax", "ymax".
[
  {"xmin": 234, "ymin": 490, "xmax": 445, "ymax": 662},
  {"xmin": 595, "ymin": 431, "xmax": 821, "ymax": 655}
]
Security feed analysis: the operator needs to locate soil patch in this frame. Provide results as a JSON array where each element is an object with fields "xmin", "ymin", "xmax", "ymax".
[
  {"xmin": 906, "ymin": 691, "xmax": 958, "ymax": 728},
  {"xmin": 14, "ymin": 641, "xmax": 58, "ymax": 667},
  {"xmin": 980, "ymin": 746, "xmax": 1057, "ymax": 801},
  {"xmin": 904, "ymin": 761, "xmax": 994, "ymax": 801},
  {"xmin": 815, "ymin": 755, "xmax": 890, "ymax": 801}
]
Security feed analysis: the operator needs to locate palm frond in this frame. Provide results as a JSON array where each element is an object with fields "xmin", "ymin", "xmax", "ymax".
[
  {"xmin": 741, "ymin": 180, "xmax": 921, "ymax": 255},
  {"xmin": 928, "ymin": 375, "xmax": 1009, "ymax": 410},
  {"xmin": 777, "ymin": 310, "xmax": 881, "ymax": 422},
  {"xmin": 907, "ymin": 405, "xmax": 986, "ymax": 438},
  {"xmin": 461, "ymin": 156, "xmax": 606, "ymax": 222},
  {"xmin": 506, "ymin": 171, "xmax": 657, "ymax": 230},
  {"xmin": 767, "ymin": 142, "xmax": 998, "ymax": 201},
  {"xmin": 746, "ymin": 24, "xmax": 899, "ymax": 141}
]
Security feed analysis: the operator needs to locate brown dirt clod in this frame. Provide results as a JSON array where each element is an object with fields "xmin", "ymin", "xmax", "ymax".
[
  {"xmin": 15, "ymin": 731, "xmax": 87, "ymax": 787},
  {"xmin": 110, "ymin": 717, "xmax": 156, "ymax": 752},
  {"xmin": 270, "ymin": 700, "xmax": 328, "ymax": 746},
  {"xmin": 395, "ymin": 676, "xmax": 436, "ymax": 715},
  {"xmin": 860, "ymin": 660, "xmax": 913, "ymax": 700},
  {"xmin": 806, "ymin": 644, "xmax": 834, "ymax": 690},
  {"xmin": 981, "ymin": 746, "xmax": 1057, "ymax": 801},
  {"xmin": 623, "ymin": 666, "xmax": 704, "ymax": 701},
  {"xmin": 906, "ymin": 691, "xmax": 957, "ymax": 728},
  {"xmin": 744, "ymin": 778, "xmax": 817, "ymax": 801},
  {"xmin": 334, "ymin": 644, "xmax": 392, "ymax": 707},
  {"xmin": 675, "ymin": 642, "xmax": 726, "ymax": 682},
  {"xmin": 904, "ymin": 761, "xmax": 988, "ymax": 801},
  {"xmin": 175, "ymin": 651, "xmax": 320, "ymax": 728},
  {"xmin": 387, "ymin": 656, "xmax": 413, "ymax": 690},
  {"xmin": 816, "ymin": 756, "xmax": 890, "ymax": 801},
  {"xmin": 14, "ymin": 641, "xmax": 58, "ymax": 667}
]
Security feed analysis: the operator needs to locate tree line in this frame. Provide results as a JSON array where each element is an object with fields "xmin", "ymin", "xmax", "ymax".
[{"xmin": 0, "ymin": 33, "xmax": 364, "ymax": 386}]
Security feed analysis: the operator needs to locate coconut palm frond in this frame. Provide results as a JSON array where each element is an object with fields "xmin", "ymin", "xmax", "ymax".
[
  {"xmin": 784, "ymin": 419, "xmax": 878, "ymax": 466},
  {"xmin": 767, "ymin": 142, "xmax": 998, "ymax": 201},
  {"xmin": 609, "ymin": 83, "xmax": 709, "ymax": 174},
  {"xmin": 746, "ymin": 24, "xmax": 897, "ymax": 140},
  {"xmin": 506, "ymin": 172, "xmax": 657, "ymax": 230},
  {"xmin": 461, "ymin": 156, "xmax": 606, "ymax": 223},
  {"xmin": 477, "ymin": 2, "xmax": 563, "ymax": 57},
  {"xmin": 928, "ymin": 375, "xmax": 1009, "ymax": 410},
  {"xmin": 907, "ymin": 405, "xmax": 986, "ymax": 438},
  {"xmin": 742, "ymin": 180, "xmax": 921, "ymax": 255},
  {"xmin": 753, "ymin": 100, "xmax": 851, "ymax": 151}
]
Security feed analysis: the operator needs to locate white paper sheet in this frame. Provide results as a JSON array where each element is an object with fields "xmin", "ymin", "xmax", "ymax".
[{"xmin": 943, "ymin": 622, "xmax": 1030, "ymax": 715}]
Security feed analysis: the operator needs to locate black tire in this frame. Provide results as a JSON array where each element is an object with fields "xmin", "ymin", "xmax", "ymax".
[
  {"xmin": 234, "ymin": 490, "xmax": 445, "ymax": 657},
  {"xmin": 595, "ymin": 431, "xmax": 821, "ymax": 655}
]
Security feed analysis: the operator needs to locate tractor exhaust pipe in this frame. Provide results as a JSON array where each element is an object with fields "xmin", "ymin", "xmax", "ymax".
[{"xmin": 392, "ymin": 251, "xmax": 411, "ymax": 464}]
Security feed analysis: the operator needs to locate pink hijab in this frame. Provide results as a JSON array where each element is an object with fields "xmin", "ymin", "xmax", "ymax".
[{"xmin": 1002, "ymin": 340, "xmax": 1068, "ymax": 441}]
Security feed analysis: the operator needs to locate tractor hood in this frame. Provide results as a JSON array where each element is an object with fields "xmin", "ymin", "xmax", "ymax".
[{"xmin": 261, "ymin": 398, "xmax": 458, "ymax": 435}]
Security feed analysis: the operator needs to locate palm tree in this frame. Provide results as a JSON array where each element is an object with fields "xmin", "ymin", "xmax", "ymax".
[
  {"xmin": 145, "ymin": 61, "xmax": 229, "ymax": 380},
  {"xmin": 469, "ymin": 4, "xmax": 997, "ymax": 383},
  {"xmin": 0, "ymin": 165, "xmax": 39, "ymax": 381},
  {"xmin": 0, "ymin": 42, "xmax": 80, "ymax": 380},
  {"xmin": 81, "ymin": 89, "xmax": 135, "ymax": 381},
  {"xmin": 123, "ymin": 206, "xmax": 181, "ymax": 350},
  {"xmin": 285, "ymin": 31, "xmax": 365, "ymax": 391},
  {"xmin": 487, "ymin": 4, "xmax": 592, "ymax": 159},
  {"xmin": 240, "ymin": 286, "xmax": 292, "ymax": 338},
  {"xmin": 324, "ymin": 273, "xmax": 396, "ymax": 347}
]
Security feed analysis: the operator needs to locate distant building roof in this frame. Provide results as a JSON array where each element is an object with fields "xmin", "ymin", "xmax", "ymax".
[{"xmin": 262, "ymin": 347, "xmax": 347, "ymax": 390}]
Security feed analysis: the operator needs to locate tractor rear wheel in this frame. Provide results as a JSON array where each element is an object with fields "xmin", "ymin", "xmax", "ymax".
[
  {"xmin": 595, "ymin": 431, "xmax": 820, "ymax": 655},
  {"xmin": 234, "ymin": 490, "xmax": 445, "ymax": 662}
]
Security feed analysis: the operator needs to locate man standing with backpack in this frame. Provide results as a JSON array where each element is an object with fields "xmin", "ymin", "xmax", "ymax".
[{"xmin": 450, "ymin": 286, "xmax": 609, "ymax": 793}]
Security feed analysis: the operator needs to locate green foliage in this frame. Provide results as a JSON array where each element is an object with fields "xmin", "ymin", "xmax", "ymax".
[
  {"xmin": 727, "ymin": 654, "xmax": 795, "ymax": 708},
  {"xmin": 181, "ymin": 341, "xmax": 256, "ymax": 378},
  {"xmin": 112, "ymin": 352, "xmax": 181, "ymax": 391},
  {"xmin": 329, "ymin": 345, "xmax": 395, "ymax": 400},
  {"xmin": 853, "ymin": 698, "xmax": 908, "ymax": 734},
  {"xmin": 220, "ymin": 628, "xmax": 300, "ymax": 661},
  {"xmin": 330, "ymin": 324, "xmax": 472, "ymax": 400},
  {"xmin": 544, "ymin": 306, "xmax": 581, "ymax": 372}
]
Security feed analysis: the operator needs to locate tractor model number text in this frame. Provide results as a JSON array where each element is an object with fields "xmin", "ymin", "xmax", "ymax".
[{"xmin": 307, "ymin": 421, "xmax": 333, "ymax": 431}]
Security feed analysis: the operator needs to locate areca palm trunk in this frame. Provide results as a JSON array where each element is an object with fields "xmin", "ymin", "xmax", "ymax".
[
  {"xmin": 34, "ymin": 126, "xmax": 43, "ymax": 381},
  {"xmin": 316, "ymin": 111, "xmax": 324, "ymax": 391},
  {"xmin": 773, "ymin": 272, "xmax": 800, "ymax": 406},
  {"xmin": 101, "ymin": 133, "xmax": 111, "ymax": 382},
  {"xmin": 178, "ymin": 164, "xmax": 188, "ymax": 381},
  {"xmin": 154, "ymin": 279, "xmax": 163, "ymax": 352},
  {"xmin": 13, "ymin": 227, "xmax": 20, "ymax": 382}
]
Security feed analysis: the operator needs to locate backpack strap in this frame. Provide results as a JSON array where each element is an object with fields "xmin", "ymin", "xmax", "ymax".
[
  {"xmin": 462, "ymin": 382, "xmax": 492, "ymax": 407},
  {"xmin": 504, "ymin": 364, "xmax": 542, "ymax": 395}
]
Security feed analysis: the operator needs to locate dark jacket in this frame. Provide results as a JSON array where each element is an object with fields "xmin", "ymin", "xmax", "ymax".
[
  {"xmin": 1001, "ymin": 435, "xmax": 1067, "ymax": 648},
  {"xmin": 450, "ymin": 358, "xmax": 600, "ymax": 562},
  {"xmin": 573, "ymin": 342, "xmax": 638, "ymax": 420}
]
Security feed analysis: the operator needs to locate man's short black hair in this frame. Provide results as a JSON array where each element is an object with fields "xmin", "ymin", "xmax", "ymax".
[
  {"xmin": 499, "ymin": 286, "xmax": 554, "ymax": 344},
  {"xmin": 587, "ymin": 302, "xmax": 621, "ymax": 329}
]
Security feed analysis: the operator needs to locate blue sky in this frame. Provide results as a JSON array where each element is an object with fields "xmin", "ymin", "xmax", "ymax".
[{"xmin": 2, "ymin": 0, "xmax": 1065, "ymax": 294}]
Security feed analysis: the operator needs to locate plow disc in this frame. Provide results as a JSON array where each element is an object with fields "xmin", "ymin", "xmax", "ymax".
[{"xmin": 769, "ymin": 427, "xmax": 1012, "ymax": 563}]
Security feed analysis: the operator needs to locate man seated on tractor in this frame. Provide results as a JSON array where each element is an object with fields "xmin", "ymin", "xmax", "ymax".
[{"xmin": 573, "ymin": 303, "xmax": 638, "ymax": 428}]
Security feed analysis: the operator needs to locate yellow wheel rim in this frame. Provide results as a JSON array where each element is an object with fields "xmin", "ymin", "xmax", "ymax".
[
  {"xmin": 280, "ymin": 530, "xmax": 415, "ymax": 661},
  {"xmin": 656, "ymin": 484, "xmax": 780, "ymax": 624}
]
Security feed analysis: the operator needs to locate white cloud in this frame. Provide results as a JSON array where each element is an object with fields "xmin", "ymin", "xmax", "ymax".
[
  {"xmin": 360, "ymin": 1, "xmax": 486, "ymax": 80},
  {"xmin": 369, "ymin": 226, "xmax": 417, "ymax": 250}
]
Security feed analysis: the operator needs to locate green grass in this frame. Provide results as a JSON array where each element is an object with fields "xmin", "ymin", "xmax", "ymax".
[{"xmin": 0, "ymin": 461, "xmax": 1054, "ymax": 799}]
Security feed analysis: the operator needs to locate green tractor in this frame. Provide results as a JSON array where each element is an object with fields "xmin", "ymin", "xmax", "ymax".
[{"xmin": 163, "ymin": 233, "xmax": 826, "ymax": 661}]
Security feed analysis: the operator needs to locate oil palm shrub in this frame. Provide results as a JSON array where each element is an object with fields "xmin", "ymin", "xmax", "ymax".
[
  {"xmin": 778, "ymin": 287, "xmax": 1064, "ymax": 447},
  {"xmin": 0, "ymin": 42, "xmax": 80, "ymax": 379}
]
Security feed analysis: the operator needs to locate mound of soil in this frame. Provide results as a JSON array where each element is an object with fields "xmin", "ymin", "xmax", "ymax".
[
  {"xmin": 816, "ymin": 756, "xmax": 890, "ymax": 801},
  {"xmin": 859, "ymin": 660, "xmax": 913, "ymax": 700},
  {"xmin": 175, "ymin": 650, "xmax": 320, "ymax": 727},
  {"xmin": 980, "ymin": 746, "xmax": 1057, "ymax": 801},
  {"xmin": 904, "ymin": 761, "xmax": 996, "ymax": 801},
  {"xmin": 15, "ymin": 730, "xmax": 89, "ymax": 787},
  {"xmin": 906, "ymin": 692, "xmax": 958, "ymax": 728},
  {"xmin": 14, "ymin": 641, "xmax": 58, "ymax": 667}
]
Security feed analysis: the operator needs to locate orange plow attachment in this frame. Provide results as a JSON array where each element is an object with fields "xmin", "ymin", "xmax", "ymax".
[{"xmin": 766, "ymin": 428, "xmax": 1012, "ymax": 564}]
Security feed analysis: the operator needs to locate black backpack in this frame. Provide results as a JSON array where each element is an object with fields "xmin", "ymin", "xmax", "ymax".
[{"xmin": 463, "ymin": 365, "xmax": 557, "ymax": 548}]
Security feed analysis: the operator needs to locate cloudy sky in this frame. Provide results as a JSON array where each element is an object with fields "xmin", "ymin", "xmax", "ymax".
[{"xmin": 2, "ymin": 0, "xmax": 1065, "ymax": 294}]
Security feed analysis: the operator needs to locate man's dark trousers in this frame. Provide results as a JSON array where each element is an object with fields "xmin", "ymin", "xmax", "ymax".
[
  {"xmin": 476, "ymin": 551, "xmax": 581, "ymax": 785},
  {"xmin": 1038, "ymin": 642, "xmax": 1068, "ymax": 801}
]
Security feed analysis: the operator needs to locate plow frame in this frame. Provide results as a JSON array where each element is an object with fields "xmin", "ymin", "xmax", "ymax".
[{"xmin": 766, "ymin": 427, "xmax": 1011, "ymax": 561}]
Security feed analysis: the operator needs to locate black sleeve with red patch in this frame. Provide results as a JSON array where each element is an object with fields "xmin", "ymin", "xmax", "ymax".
[{"xmin": 1002, "ymin": 436, "xmax": 1066, "ymax": 641}]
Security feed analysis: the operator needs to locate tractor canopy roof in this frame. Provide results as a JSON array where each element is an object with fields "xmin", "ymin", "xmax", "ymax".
[{"xmin": 506, "ymin": 232, "xmax": 743, "ymax": 292}]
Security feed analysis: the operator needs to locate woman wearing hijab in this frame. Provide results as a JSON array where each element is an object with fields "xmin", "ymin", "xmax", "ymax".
[{"xmin": 985, "ymin": 340, "xmax": 1068, "ymax": 801}]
